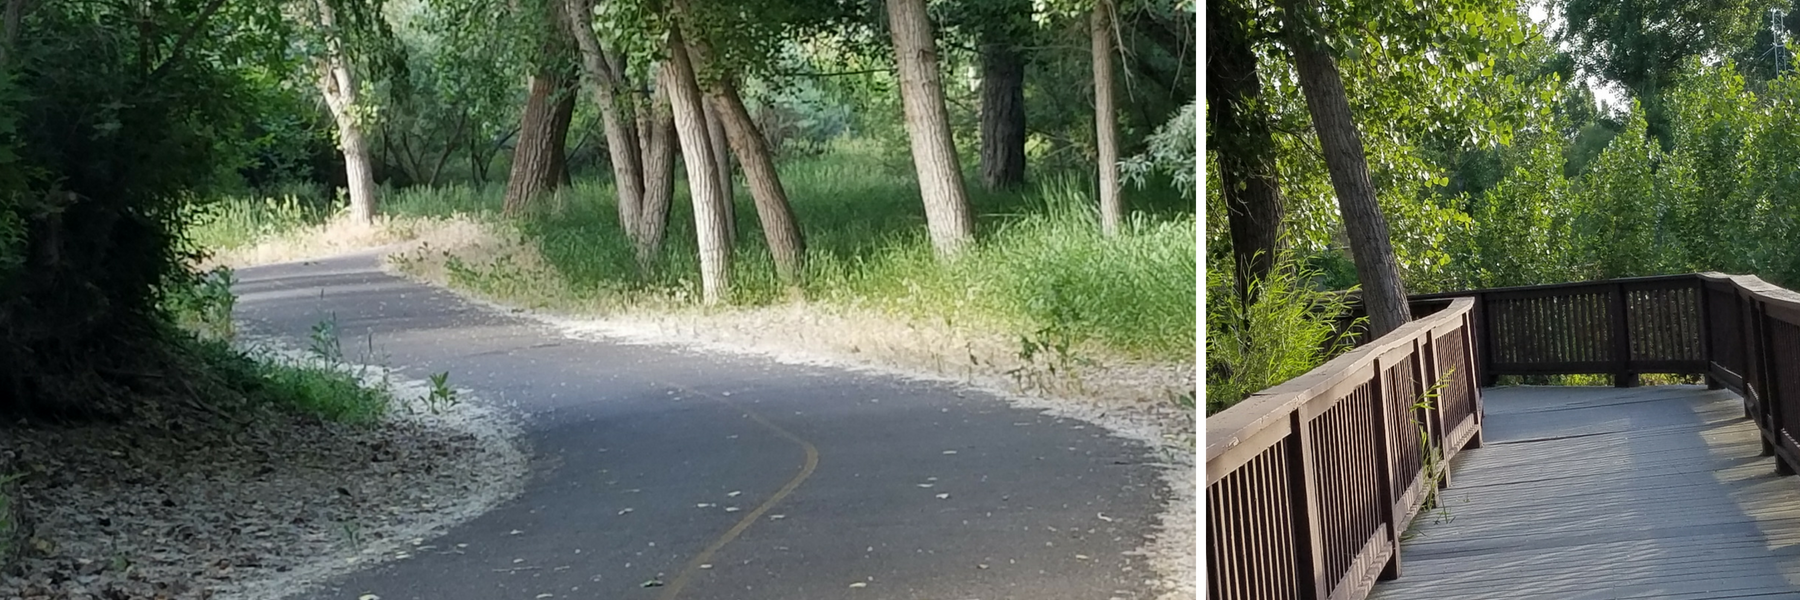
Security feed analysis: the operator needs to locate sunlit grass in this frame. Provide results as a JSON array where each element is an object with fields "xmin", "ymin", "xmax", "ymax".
[{"xmin": 190, "ymin": 149, "xmax": 1198, "ymax": 362}]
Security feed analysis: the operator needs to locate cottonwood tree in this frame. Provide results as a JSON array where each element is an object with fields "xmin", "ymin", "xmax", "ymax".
[
  {"xmin": 504, "ymin": 0, "xmax": 580, "ymax": 215},
  {"xmin": 1206, "ymin": 0, "xmax": 1283, "ymax": 304},
  {"xmin": 1091, "ymin": 0, "xmax": 1122, "ymax": 236},
  {"xmin": 560, "ymin": 0, "xmax": 677, "ymax": 267},
  {"xmin": 887, "ymin": 0, "xmax": 975, "ymax": 256},
  {"xmin": 303, "ymin": 0, "xmax": 388, "ymax": 223},
  {"xmin": 942, "ymin": 0, "xmax": 1032, "ymax": 190},
  {"xmin": 672, "ymin": 0, "xmax": 809, "ymax": 283},
  {"xmin": 1278, "ymin": 0, "xmax": 1410, "ymax": 336},
  {"xmin": 663, "ymin": 25, "xmax": 734, "ymax": 303}
]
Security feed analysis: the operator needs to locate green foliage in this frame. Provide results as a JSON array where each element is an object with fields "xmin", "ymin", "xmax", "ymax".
[
  {"xmin": 1122, "ymin": 101, "xmax": 1197, "ymax": 199},
  {"xmin": 1205, "ymin": 252, "xmax": 1357, "ymax": 415},
  {"xmin": 162, "ymin": 267, "xmax": 241, "ymax": 341},
  {"xmin": 0, "ymin": 0, "xmax": 285, "ymax": 415}
]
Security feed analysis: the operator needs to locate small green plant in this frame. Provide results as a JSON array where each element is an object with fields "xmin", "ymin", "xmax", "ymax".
[
  {"xmin": 340, "ymin": 521, "xmax": 363, "ymax": 550},
  {"xmin": 162, "ymin": 266, "xmax": 239, "ymax": 340},
  {"xmin": 1006, "ymin": 320, "xmax": 1093, "ymax": 393},
  {"xmin": 1407, "ymin": 368, "xmax": 1457, "ymax": 537},
  {"xmin": 421, "ymin": 371, "xmax": 460, "ymax": 414},
  {"xmin": 309, "ymin": 313, "xmax": 343, "ymax": 363}
]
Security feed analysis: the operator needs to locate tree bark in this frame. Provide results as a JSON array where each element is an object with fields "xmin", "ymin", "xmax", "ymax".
[
  {"xmin": 1281, "ymin": 0, "xmax": 1411, "ymax": 337},
  {"xmin": 704, "ymin": 98, "xmax": 738, "ymax": 245},
  {"xmin": 637, "ymin": 70, "xmax": 678, "ymax": 268},
  {"xmin": 664, "ymin": 29, "xmax": 733, "ymax": 304},
  {"xmin": 314, "ymin": 0, "xmax": 377, "ymax": 224},
  {"xmin": 670, "ymin": 0, "xmax": 807, "ymax": 284},
  {"xmin": 1206, "ymin": 0, "xmax": 1284, "ymax": 304},
  {"xmin": 1092, "ymin": 0, "xmax": 1122, "ymax": 237},
  {"xmin": 0, "ymin": 0, "xmax": 27, "ymax": 70},
  {"xmin": 885, "ymin": 0, "xmax": 975, "ymax": 256},
  {"xmin": 503, "ymin": 69, "xmax": 578, "ymax": 216},
  {"xmin": 978, "ymin": 41, "xmax": 1026, "ymax": 191},
  {"xmin": 562, "ymin": 0, "xmax": 645, "ymax": 238}
]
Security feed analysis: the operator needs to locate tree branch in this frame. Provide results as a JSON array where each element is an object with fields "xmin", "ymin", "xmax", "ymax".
[{"xmin": 145, "ymin": 0, "xmax": 231, "ymax": 83}]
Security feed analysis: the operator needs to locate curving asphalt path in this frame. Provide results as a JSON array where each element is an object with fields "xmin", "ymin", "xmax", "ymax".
[{"xmin": 235, "ymin": 253, "xmax": 1167, "ymax": 600}]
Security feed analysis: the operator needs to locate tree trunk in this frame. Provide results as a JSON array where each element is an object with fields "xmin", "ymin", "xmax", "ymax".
[
  {"xmin": 1, "ymin": 0, "xmax": 30, "ymax": 71},
  {"xmin": 1281, "ymin": 0, "xmax": 1410, "ymax": 337},
  {"xmin": 885, "ymin": 0, "xmax": 975, "ymax": 256},
  {"xmin": 669, "ymin": 1, "xmax": 807, "ymax": 284},
  {"xmin": 978, "ymin": 41, "xmax": 1026, "ymax": 191},
  {"xmin": 503, "ymin": 70, "xmax": 577, "ymax": 216},
  {"xmin": 551, "ymin": 82, "xmax": 576, "ymax": 187},
  {"xmin": 1207, "ymin": 0, "xmax": 1284, "ymax": 304},
  {"xmin": 562, "ymin": 0, "xmax": 645, "ymax": 239},
  {"xmin": 704, "ymin": 98, "xmax": 738, "ymax": 245},
  {"xmin": 638, "ymin": 71, "xmax": 678, "ymax": 268},
  {"xmin": 1092, "ymin": 1, "xmax": 1122, "ymax": 237},
  {"xmin": 706, "ymin": 86, "xmax": 808, "ymax": 284},
  {"xmin": 664, "ymin": 29, "xmax": 733, "ymax": 304},
  {"xmin": 314, "ymin": 0, "xmax": 377, "ymax": 224}
]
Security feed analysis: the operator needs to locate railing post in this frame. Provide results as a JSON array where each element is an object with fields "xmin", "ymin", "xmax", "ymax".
[
  {"xmin": 1698, "ymin": 277, "xmax": 1724, "ymax": 390},
  {"xmin": 1417, "ymin": 336, "xmax": 1448, "ymax": 489},
  {"xmin": 1611, "ymin": 282, "xmax": 1637, "ymax": 388},
  {"xmin": 1287, "ymin": 411, "xmax": 1327, "ymax": 600},
  {"xmin": 1477, "ymin": 292, "xmax": 1498, "ymax": 387},
  {"xmin": 1368, "ymin": 360, "xmax": 1402, "ymax": 581},
  {"xmin": 1463, "ymin": 311, "xmax": 1484, "ymax": 448},
  {"xmin": 1754, "ymin": 300, "xmax": 1793, "ymax": 474}
]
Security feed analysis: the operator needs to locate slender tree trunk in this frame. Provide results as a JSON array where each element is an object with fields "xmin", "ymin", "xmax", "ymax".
[
  {"xmin": 504, "ymin": 70, "xmax": 578, "ymax": 216},
  {"xmin": 427, "ymin": 112, "xmax": 466, "ymax": 187},
  {"xmin": 1092, "ymin": 0, "xmax": 1122, "ymax": 236},
  {"xmin": 885, "ymin": 0, "xmax": 974, "ymax": 256},
  {"xmin": 670, "ymin": 1, "xmax": 807, "ymax": 284},
  {"xmin": 704, "ymin": 99, "xmax": 738, "ymax": 245},
  {"xmin": 665, "ymin": 29, "xmax": 732, "ymax": 303},
  {"xmin": 562, "ymin": 0, "xmax": 646, "ymax": 239},
  {"xmin": 314, "ymin": 0, "xmax": 377, "ymax": 224},
  {"xmin": 1, "ymin": 0, "xmax": 28, "ymax": 71},
  {"xmin": 638, "ymin": 78, "xmax": 678, "ymax": 268},
  {"xmin": 1281, "ymin": 0, "xmax": 1410, "ymax": 337},
  {"xmin": 1207, "ymin": 0, "xmax": 1284, "ymax": 304},
  {"xmin": 979, "ymin": 41, "xmax": 1026, "ymax": 191},
  {"xmin": 706, "ymin": 86, "xmax": 808, "ymax": 284}
]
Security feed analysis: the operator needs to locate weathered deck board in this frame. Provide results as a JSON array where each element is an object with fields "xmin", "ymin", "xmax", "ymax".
[{"xmin": 1371, "ymin": 385, "xmax": 1800, "ymax": 600}]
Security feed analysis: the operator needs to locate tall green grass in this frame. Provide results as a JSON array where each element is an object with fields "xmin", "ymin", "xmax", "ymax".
[{"xmin": 193, "ymin": 148, "xmax": 1198, "ymax": 362}]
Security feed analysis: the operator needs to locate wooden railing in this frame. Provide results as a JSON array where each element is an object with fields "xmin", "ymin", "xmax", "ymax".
[
  {"xmin": 1697, "ymin": 273, "xmax": 1800, "ymax": 476},
  {"xmin": 1205, "ymin": 297, "xmax": 1482, "ymax": 600},
  {"xmin": 1206, "ymin": 272, "xmax": 1800, "ymax": 600},
  {"xmin": 1411, "ymin": 274, "xmax": 1707, "ymax": 388}
]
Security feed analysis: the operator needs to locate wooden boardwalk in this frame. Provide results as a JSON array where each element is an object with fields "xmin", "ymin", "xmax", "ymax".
[{"xmin": 1371, "ymin": 385, "xmax": 1800, "ymax": 600}]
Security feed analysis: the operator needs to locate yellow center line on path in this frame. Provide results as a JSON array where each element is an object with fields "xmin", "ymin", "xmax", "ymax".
[{"xmin": 659, "ymin": 384, "xmax": 821, "ymax": 600}]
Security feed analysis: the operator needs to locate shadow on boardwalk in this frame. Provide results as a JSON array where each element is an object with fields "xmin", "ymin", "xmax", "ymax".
[{"xmin": 1372, "ymin": 385, "xmax": 1800, "ymax": 600}]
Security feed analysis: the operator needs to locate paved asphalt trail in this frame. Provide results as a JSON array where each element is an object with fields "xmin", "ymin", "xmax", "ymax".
[{"xmin": 235, "ymin": 253, "xmax": 1165, "ymax": 600}]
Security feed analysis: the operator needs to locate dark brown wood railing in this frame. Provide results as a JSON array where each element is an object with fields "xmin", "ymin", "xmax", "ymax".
[
  {"xmin": 1411, "ymin": 274, "xmax": 1708, "ymax": 388},
  {"xmin": 1207, "ymin": 272, "xmax": 1800, "ymax": 600},
  {"xmin": 1205, "ymin": 297, "xmax": 1482, "ymax": 600}
]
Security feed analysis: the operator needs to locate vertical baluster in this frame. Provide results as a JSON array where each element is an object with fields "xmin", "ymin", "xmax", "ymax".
[
  {"xmin": 1288, "ymin": 410, "xmax": 1325, "ymax": 600},
  {"xmin": 1367, "ymin": 361, "xmax": 1401, "ymax": 581},
  {"xmin": 1464, "ymin": 311, "xmax": 1485, "ymax": 448},
  {"xmin": 1612, "ymin": 282, "xmax": 1636, "ymax": 387}
]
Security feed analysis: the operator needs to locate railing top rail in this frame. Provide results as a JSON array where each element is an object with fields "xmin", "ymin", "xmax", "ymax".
[
  {"xmin": 1204, "ymin": 296, "xmax": 1475, "ymax": 464},
  {"xmin": 1409, "ymin": 273, "xmax": 1699, "ymax": 300},
  {"xmin": 1698, "ymin": 272, "xmax": 1800, "ymax": 309}
]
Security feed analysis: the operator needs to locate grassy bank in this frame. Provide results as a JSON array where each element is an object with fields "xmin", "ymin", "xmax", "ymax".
[{"xmin": 192, "ymin": 149, "xmax": 1197, "ymax": 365}]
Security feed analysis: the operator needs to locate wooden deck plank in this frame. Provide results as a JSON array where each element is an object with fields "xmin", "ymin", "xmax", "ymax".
[{"xmin": 1370, "ymin": 385, "xmax": 1800, "ymax": 599}]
